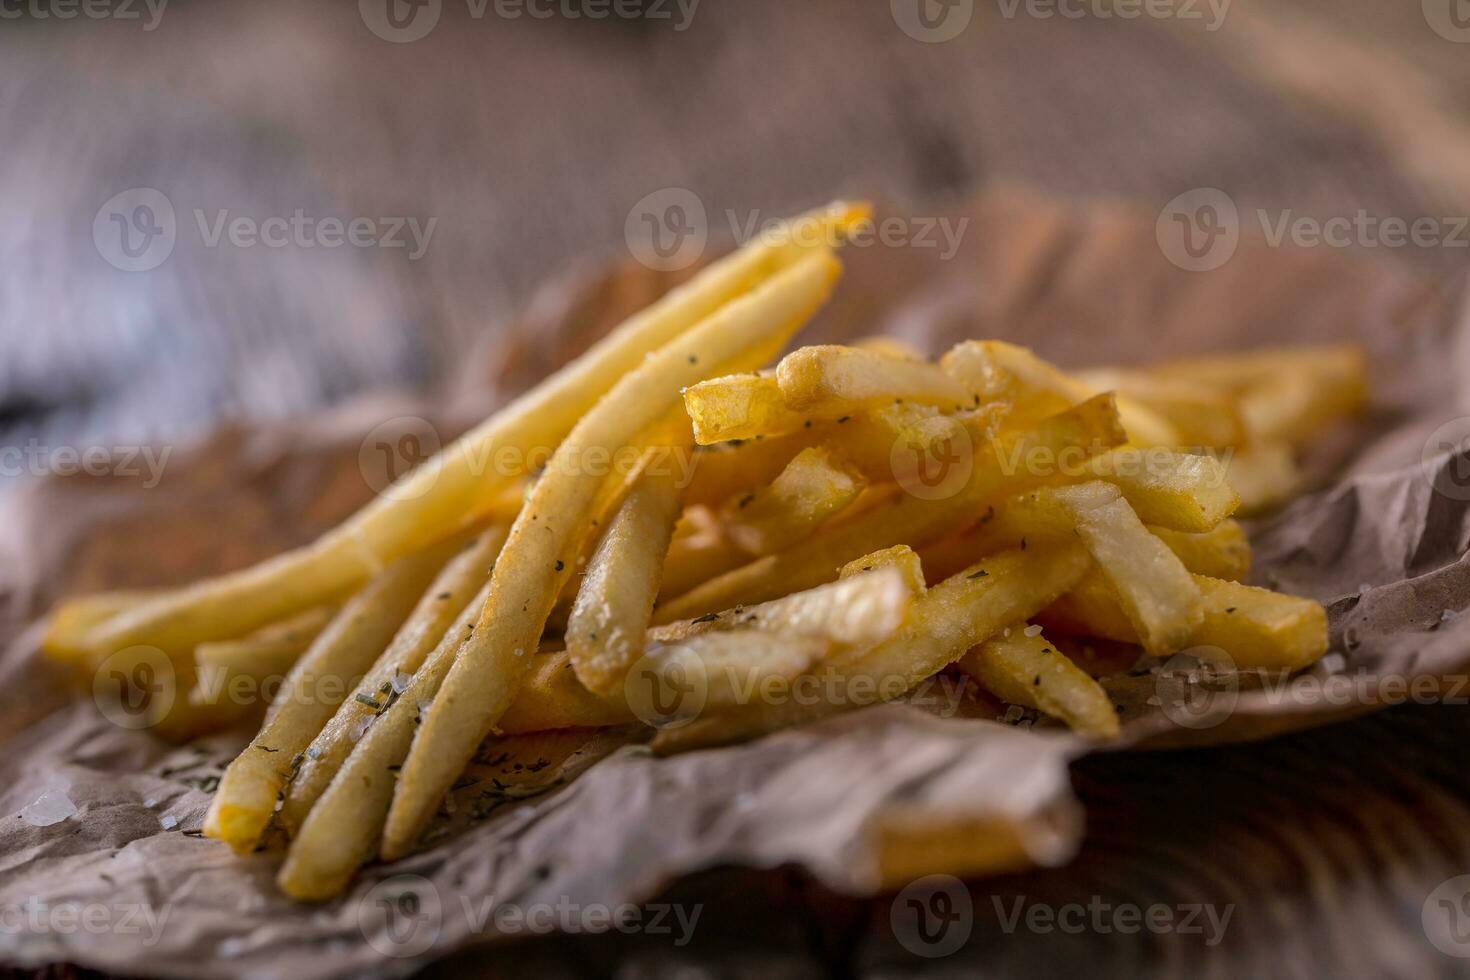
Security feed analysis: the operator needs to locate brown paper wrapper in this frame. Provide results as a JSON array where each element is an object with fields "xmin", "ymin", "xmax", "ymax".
[{"xmin": 0, "ymin": 189, "xmax": 1462, "ymax": 977}]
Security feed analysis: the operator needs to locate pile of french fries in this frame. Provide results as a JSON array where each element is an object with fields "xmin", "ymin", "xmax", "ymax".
[{"xmin": 41, "ymin": 201, "xmax": 1364, "ymax": 901}]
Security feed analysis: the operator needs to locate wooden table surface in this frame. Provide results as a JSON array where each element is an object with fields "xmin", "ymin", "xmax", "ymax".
[{"xmin": 4, "ymin": 1, "xmax": 1470, "ymax": 976}]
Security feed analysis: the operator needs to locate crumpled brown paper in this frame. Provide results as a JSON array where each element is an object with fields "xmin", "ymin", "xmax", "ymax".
[{"xmin": 1, "ymin": 189, "xmax": 1464, "ymax": 978}]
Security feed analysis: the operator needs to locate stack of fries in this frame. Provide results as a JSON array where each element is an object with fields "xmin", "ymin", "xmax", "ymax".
[{"xmin": 41, "ymin": 202, "xmax": 1363, "ymax": 900}]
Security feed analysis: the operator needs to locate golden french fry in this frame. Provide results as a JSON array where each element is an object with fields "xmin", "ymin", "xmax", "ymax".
[
  {"xmin": 852, "ymin": 335, "xmax": 926, "ymax": 360},
  {"xmin": 634, "ymin": 631, "xmax": 829, "ymax": 717},
  {"xmin": 189, "ymin": 606, "xmax": 338, "ymax": 718},
  {"xmin": 1076, "ymin": 368, "xmax": 1245, "ymax": 449},
  {"xmin": 683, "ymin": 371, "xmax": 807, "ymax": 444},
  {"xmin": 658, "ymin": 515, "xmax": 751, "ymax": 600},
  {"xmin": 277, "ymin": 526, "xmax": 509, "ymax": 835},
  {"xmin": 42, "ymin": 590, "xmax": 157, "ymax": 670},
  {"xmin": 1222, "ymin": 442, "xmax": 1301, "ymax": 515},
  {"xmin": 567, "ymin": 462, "xmax": 687, "ymax": 695},
  {"xmin": 683, "ymin": 432, "xmax": 816, "ymax": 507},
  {"xmin": 499, "ymin": 650, "xmax": 639, "ymax": 734},
  {"xmin": 276, "ymin": 581, "xmax": 491, "ymax": 901},
  {"xmin": 655, "ymin": 544, "xmax": 1090, "ymax": 752},
  {"xmin": 838, "ymin": 544, "xmax": 927, "ymax": 597},
  {"xmin": 87, "ymin": 203, "xmax": 870, "ymax": 656},
  {"xmin": 1072, "ymin": 448, "xmax": 1238, "ymax": 532},
  {"xmin": 1143, "ymin": 344, "xmax": 1366, "ymax": 398},
  {"xmin": 777, "ymin": 344, "xmax": 971, "ymax": 414},
  {"xmin": 1040, "ymin": 570, "xmax": 1327, "ymax": 669},
  {"xmin": 957, "ymin": 625, "xmax": 1120, "ymax": 738},
  {"xmin": 382, "ymin": 250, "xmax": 845, "ymax": 861},
  {"xmin": 1147, "ymin": 520, "xmax": 1251, "ymax": 581},
  {"xmin": 654, "ymin": 394, "xmax": 1126, "ymax": 622},
  {"xmin": 203, "ymin": 537, "xmax": 459, "ymax": 855},
  {"xmin": 722, "ymin": 445, "xmax": 866, "ymax": 555}
]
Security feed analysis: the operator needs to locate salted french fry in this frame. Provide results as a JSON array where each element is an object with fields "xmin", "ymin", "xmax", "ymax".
[
  {"xmin": 382, "ymin": 250, "xmax": 845, "ymax": 861},
  {"xmin": 189, "ymin": 606, "xmax": 338, "ymax": 714},
  {"xmin": 499, "ymin": 651, "xmax": 638, "ymax": 734},
  {"xmin": 654, "ymin": 394, "xmax": 1126, "ymax": 622},
  {"xmin": 277, "ymin": 526, "xmax": 509, "ymax": 835},
  {"xmin": 683, "ymin": 432, "xmax": 817, "ymax": 507},
  {"xmin": 722, "ymin": 446, "xmax": 866, "ymax": 555},
  {"xmin": 203, "ymin": 536, "xmax": 460, "ymax": 855},
  {"xmin": 683, "ymin": 372, "xmax": 808, "ymax": 444},
  {"xmin": 1222, "ymin": 442, "xmax": 1301, "ymax": 515},
  {"xmin": 1076, "ymin": 368, "xmax": 1245, "ymax": 448},
  {"xmin": 1142, "ymin": 344, "xmax": 1366, "ymax": 397},
  {"xmin": 777, "ymin": 344, "xmax": 970, "ymax": 414},
  {"xmin": 634, "ymin": 631, "xmax": 829, "ymax": 719},
  {"xmin": 852, "ymin": 335, "xmax": 926, "ymax": 360},
  {"xmin": 957, "ymin": 625, "xmax": 1120, "ymax": 738},
  {"xmin": 1071, "ymin": 448, "xmax": 1237, "ymax": 532},
  {"xmin": 838, "ymin": 544, "xmax": 927, "ymax": 597},
  {"xmin": 1039, "ymin": 570, "xmax": 1327, "ymax": 669},
  {"xmin": 87, "ymin": 203, "xmax": 870, "ymax": 656},
  {"xmin": 277, "ymin": 581, "xmax": 491, "ymax": 901},
  {"xmin": 42, "ymin": 590, "xmax": 156, "ymax": 670},
  {"xmin": 654, "ymin": 544, "xmax": 1091, "ymax": 752},
  {"xmin": 567, "ymin": 463, "xmax": 687, "ymax": 695},
  {"xmin": 1147, "ymin": 521, "xmax": 1251, "ymax": 581},
  {"xmin": 658, "ymin": 517, "xmax": 751, "ymax": 600}
]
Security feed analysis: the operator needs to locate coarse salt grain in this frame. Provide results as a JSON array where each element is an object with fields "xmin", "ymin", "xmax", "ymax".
[{"xmin": 1023, "ymin": 624, "xmax": 1043, "ymax": 638}]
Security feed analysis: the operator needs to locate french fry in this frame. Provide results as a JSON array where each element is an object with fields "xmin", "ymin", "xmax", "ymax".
[
  {"xmin": 567, "ymin": 462, "xmax": 687, "ymax": 695},
  {"xmin": 654, "ymin": 544, "xmax": 1091, "ymax": 752},
  {"xmin": 1222, "ymin": 442, "xmax": 1301, "ymax": 515},
  {"xmin": 1142, "ymin": 344, "xmax": 1366, "ymax": 398},
  {"xmin": 653, "ymin": 395, "xmax": 1126, "ymax": 622},
  {"xmin": 777, "ymin": 344, "xmax": 970, "ymax": 414},
  {"xmin": 382, "ymin": 250, "xmax": 846, "ymax": 861},
  {"xmin": 658, "ymin": 516, "xmax": 751, "ymax": 600},
  {"xmin": 499, "ymin": 651, "xmax": 639, "ymax": 734},
  {"xmin": 277, "ymin": 526, "xmax": 509, "ymax": 835},
  {"xmin": 683, "ymin": 432, "xmax": 817, "ymax": 507},
  {"xmin": 683, "ymin": 371, "xmax": 807, "ymax": 444},
  {"xmin": 1040, "ymin": 570, "xmax": 1327, "ymax": 669},
  {"xmin": 634, "ymin": 631, "xmax": 829, "ymax": 719},
  {"xmin": 1147, "ymin": 520, "xmax": 1251, "ymax": 581},
  {"xmin": 838, "ymin": 544, "xmax": 927, "ymax": 597},
  {"xmin": 722, "ymin": 445, "xmax": 866, "ymax": 555},
  {"xmin": 1071, "ymin": 448, "xmax": 1237, "ymax": 532},
  {"xmin": 276, "ymin": 581, "xmax": 491, "ymax": 901},
  {"xmin": 87, "ymin": 202, "xmax": 870, "ymax": 656},
  {"xmin": 1076, "ymin": 368, "xmax": 1246, "ymax": 448},
  {"xmin": 203, "ymin": 536, "xmax": 460, "ymax": 854},
  {"xmin": 956, "ymin": 625, "xmax": 1120, "ymax": 738},
  {"xmin": 852, "ymin": 335, "xmax": 926, "ymax": 360},
  {"xmin": 42, "ymin": 590, "xmax": 156, "ymax": 670},
  {"xmin": 189, "ymin": 606, "xmax": 338, "ymax": 716}
]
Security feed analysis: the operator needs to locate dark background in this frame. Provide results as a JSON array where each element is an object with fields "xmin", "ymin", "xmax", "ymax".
[{"xmin": 4, "ymin": 1, "xmax": 1470, "ymax": 976}]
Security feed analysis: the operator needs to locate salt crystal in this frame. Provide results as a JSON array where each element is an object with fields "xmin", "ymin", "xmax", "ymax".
[
  {"xmin": 417, "ymin": 698, "xmax": 434, "ymax": 721},
  {"xmin": 21, "ymin": 787, "xmax": 76, "ymax": 827},
  {"xmin": 391, "ymin": 672, "xmax": 412, "ymax": 694},
  {"xmin": 1002, "ymin": 705, "xmax": 1025, "ymax": 724},
  {"xmin": 160, "ymin": 814, "xmax": 178, "ymax": 830},
  {"xmin": 1443, "ymin": 609, "xmax": 1456, "ymax": 623},
  {"xmin": 350, "ymin": 715, "xmax": 375, "ymax": 743},
  {"xmin": 1023, "ymin": 624, "xmax": 1043, "ymax": 638},
  {"xmin": 1145, "ymin": 696, "xmax": 1162, "ymax": 707},
  {"xmin": 1002, "ymin": 627, "xmax": 1011, "ymax": 637},
  {"xmin": 1319, "ymin": 652, "xmax": 1346, "ymax": 674},
  {"xmin": 1359, "ymin": 583, "xmax": 1372, "ymax": 594},
  {"xmin": 144, "ymin": 797, "xmax": 157, "ymax": 808}
]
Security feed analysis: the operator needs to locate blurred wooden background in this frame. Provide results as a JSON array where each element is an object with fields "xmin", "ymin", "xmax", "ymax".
[{"xmin": 3, "ymin": 0, "xmax": 1470, "ymax": 976}]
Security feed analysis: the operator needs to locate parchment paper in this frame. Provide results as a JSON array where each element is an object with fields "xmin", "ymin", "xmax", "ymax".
[{"xmin": 1, "ymin": 189, "xmax": 1464, "ymax": 978}]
